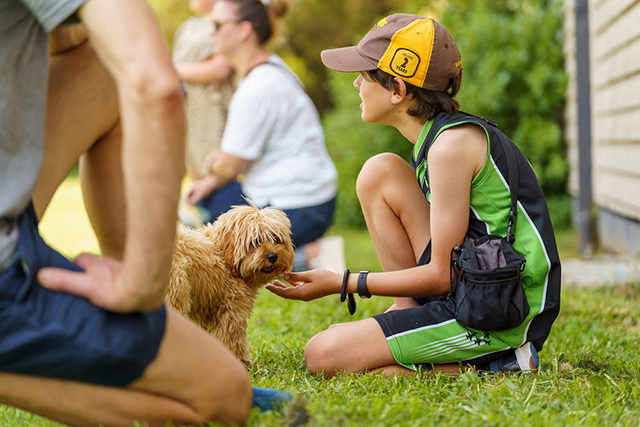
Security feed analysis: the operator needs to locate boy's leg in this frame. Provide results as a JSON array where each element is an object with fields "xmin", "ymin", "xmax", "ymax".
[
  {"xmin": 356, "ymin": 153, "xmax": 430, "ymax": 309},
  {"xmin": 304, "ymin": 317, "xmax": 468, "ymax": 378},
  {"xmin": 0, "ymin": 309, "xmax": 252, "ymax": 427},
  {"xmin": 304, "ymin": 318, "xmax": 399, "ymax": 378}
]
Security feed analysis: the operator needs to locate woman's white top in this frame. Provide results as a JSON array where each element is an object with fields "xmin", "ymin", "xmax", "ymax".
[{"xmin": 221, "ymin": 54, "xmax": 338, "ymax": 209}]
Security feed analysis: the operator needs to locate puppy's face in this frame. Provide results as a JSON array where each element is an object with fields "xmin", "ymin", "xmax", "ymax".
[
  {"xmin": 236, "ymin": 237, "xmax": 295, "ymax": 288},
  {"xmin": 215, "ymin": 204, "xmax": 295, "ymax": 288}
]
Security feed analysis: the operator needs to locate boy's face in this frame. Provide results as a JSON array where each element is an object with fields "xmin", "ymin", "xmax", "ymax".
[{"xmin": 353, "ymin": 73, "xmax": 397, "ymax": 125}]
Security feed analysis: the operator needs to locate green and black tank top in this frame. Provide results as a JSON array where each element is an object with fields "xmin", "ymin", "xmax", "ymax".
[{"xmin": 412, "ymin": 111, "xmax": 561, "ymax": 349}]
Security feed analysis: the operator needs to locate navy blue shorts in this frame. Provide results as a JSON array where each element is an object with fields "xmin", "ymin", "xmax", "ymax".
[
  {"xmin": 198, "ymin": 181, "xmax": 336, "ymax": 247},
  {"xmin": 0, "ymin": 205, "xmax": 166, "ymax": 386},
  {"xmin": 197, "ymin": 181, "xmax": 248, "ymax": 223}
]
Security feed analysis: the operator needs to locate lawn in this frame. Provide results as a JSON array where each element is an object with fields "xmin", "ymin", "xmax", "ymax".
[{"xmin": 5, "ymin": 177, "xmax": 639, "ymax": 426}]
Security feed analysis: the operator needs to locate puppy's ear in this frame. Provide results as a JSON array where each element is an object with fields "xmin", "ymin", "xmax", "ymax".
[{"xmin": 224, "ymin": 243, "xmax": 241, "ymax": 277}]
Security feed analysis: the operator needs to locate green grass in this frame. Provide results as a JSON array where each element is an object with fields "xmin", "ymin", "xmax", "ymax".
[
  {"xmin": 244, "ymin": 283, "xmax": 640, "ymax": 427},
  {"xmin": 10, "ymin": 178, "xmax": 639, "ymax": 426}
]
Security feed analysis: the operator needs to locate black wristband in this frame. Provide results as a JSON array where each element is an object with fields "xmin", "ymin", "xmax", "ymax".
[
  {"xmin": 340, "ymin": 268, "xmax": 356, "ymax": 315},
  {"xmin": 340, "ymin": 269, "xmax": 350, "ymax": 303},
  {"xmin": 347, "ymin": 292, "xmax": 356, "ymax": 315},
  {"xmin": 357, "ymin": 270, "xmax": 371, "ymax": 298}
]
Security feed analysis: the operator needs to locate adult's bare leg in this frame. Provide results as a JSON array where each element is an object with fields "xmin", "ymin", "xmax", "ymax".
[
  {"xmin": 34, "ymin": 39, "xmax": 126, "ymax": 258},
  {"xmin": 0, "ymin": 309, "xmax": 252, "ymax": 427},
  {"xmin": 34, "ymin": 40, "xmax": 119, "ymax": 219},
  {"xmin": 356, "ymin": 153, "xmax": 431, "ymax": 309},
  {"xmin": 79, "ymin": 121, "xmax": 126, "ymax": 258}
]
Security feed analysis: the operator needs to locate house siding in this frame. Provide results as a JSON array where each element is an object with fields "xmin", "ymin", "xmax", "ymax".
[{"xmin": 564, "ymin": 0, "xmax": 640, "ymax": 256}]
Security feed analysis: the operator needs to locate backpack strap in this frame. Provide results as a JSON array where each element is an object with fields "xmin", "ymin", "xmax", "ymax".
[
  {"xmin": 415, "ymin": 113, "xmax": 520, "ymax": 243},
  {"xmin": 482, "ymin": 118, "xmax": 519, "ymax": 243}
]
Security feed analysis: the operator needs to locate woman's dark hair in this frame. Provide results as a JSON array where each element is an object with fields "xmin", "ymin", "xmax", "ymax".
[
  {"xmin": 225, "ymin": 0, "xmax": 288, "ymax": 45},
  {"xmin": 362, "ymin": 68, "xmax": 462, "ymax": 122}
]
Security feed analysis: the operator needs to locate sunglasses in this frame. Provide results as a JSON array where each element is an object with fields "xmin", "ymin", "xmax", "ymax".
[{"xmin": 212, "ymin": 19, "xmax": 242, "ymax": 31}]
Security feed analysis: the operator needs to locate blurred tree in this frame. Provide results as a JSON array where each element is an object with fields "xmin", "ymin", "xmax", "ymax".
[
  {"xmin": 148, "ymin": 0, "xmax": 191, "ymax": 48},
  {"xmin": 322, "ymin": 72, "xmax": 412, "ymax": 227},
  {"xmin": 283, "ymin": 0, "xmax": 406, "ymax": 112},
  {"xmin": 437, "ymin": 0, "xmax": 569, "ymax": 227}
]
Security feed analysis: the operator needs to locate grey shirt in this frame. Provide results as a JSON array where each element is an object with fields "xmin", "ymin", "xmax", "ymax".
[{"xmin": 0, "ymin": 0, "xmax": 86, "ymax": 269}]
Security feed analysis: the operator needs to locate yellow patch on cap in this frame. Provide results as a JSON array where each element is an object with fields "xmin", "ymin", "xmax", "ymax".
[
  {"xmin": 377, "ymin": 18, "xmax": 435, "ymax": 87},
  {"xmin": 389, "ymin": 48, "xmax": 421, "ymax": 78}
]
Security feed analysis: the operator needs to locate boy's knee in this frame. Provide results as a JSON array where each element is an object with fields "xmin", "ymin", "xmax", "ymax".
[
  {"xmin": 304, "ymin": 330, "xmax": 342, "ymax": 378},
  {"xmin": 356, "ymin": 153, "xmax": 404, "ymax": 196}
]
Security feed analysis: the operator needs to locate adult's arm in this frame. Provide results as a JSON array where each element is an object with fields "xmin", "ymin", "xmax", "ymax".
[
  {"xmin": 38, "ymin": 0, "xmax": 185, "ymax": 312},
  {"xmin": 182, "ymin": 151, "xmax": 249, "ymax": 205},
  {"xmin": 175, "ymin": 54, "xmax": 233, "ymax": 84}
]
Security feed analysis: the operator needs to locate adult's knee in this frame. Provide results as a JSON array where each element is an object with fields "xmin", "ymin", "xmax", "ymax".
[
  {"xmin": 200, "ymin": 366, "xmax": 252, "ymax": 424},
  {"xmin": 356, "ymin": 153, "xmax": 405, "ymax": 199}
]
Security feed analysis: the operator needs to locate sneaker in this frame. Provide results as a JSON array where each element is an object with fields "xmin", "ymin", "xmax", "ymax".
[
  {"xmin": 487, "ymin": 342, "xmax": 539, "ymax": 373},
  {"xmin": 251, "ymin": 386, "xmax": 293, "ymax": 412}
]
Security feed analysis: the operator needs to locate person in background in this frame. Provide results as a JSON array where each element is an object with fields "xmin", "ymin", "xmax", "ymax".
[
  {"xmin": 0, "ymin": 0, "xmax": 289, "ymax": 425},
  {"xmin": 183, "ymin": 0, "xmax": 338, "ymax": 271},
  {"xmin": 267, "ymin": 14, "xmax": 561, "ymax": 378},
  {"xmin": 173, "ymin": 0, "xmax": 236, "ymax": 183}
]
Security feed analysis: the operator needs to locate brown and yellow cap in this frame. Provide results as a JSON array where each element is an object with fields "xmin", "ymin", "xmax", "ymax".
[{"xmin": 321, "ymin": 14, "xmax": 462, "ymax": 91}]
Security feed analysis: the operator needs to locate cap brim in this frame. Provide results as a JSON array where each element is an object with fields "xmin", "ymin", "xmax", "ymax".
[{"xmin": 321, "ymin": 46, "xmax": 378, "ymax": 73}]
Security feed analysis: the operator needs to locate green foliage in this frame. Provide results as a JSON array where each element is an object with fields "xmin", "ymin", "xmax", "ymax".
[
  {"xmin": 283, "ymin": 0, "xmax": 406, "ymax": 112},
  {"xmin": 440, "ymin": 0, "xmax": 569, "ymax": 221},
  {"xmin": 148, "ymin": 0, "xmax": 192, "ymax": 49}
]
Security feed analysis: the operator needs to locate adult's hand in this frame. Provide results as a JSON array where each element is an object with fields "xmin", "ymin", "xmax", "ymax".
[
  {"xmin": 37, "ymin": 253, "xmax": 165, "ymax": 313},
  {"xmin": 175, "ymin": 54, "xmax": 233, "ymax": 84},
  {"xmin": 183, "ymin": 174, "xmax": 220, "ymax": 205},
  {"xmin": 265, "ymin": 269, "xmax": 341, "ymax": 302}
]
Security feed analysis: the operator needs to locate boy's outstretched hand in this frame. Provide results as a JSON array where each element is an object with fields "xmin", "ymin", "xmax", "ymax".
[{"xmin": 266, "ymin": 270, "xmax": 341, "ymax": 302}]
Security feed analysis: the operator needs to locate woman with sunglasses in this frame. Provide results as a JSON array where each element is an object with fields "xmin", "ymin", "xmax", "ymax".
[{"xmin": 184, "ymin": 0, "xmax": 338, "ymax": 271}]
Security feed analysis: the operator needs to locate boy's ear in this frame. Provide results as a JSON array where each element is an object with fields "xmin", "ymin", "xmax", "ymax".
[{"xmin": 391, "ymin": 77, "xmax": 408, "ymax": 104}]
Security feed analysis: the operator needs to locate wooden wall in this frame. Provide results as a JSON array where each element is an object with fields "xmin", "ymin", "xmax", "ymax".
[
  {"xmin": 563, "ymin": 0, "xmax": 579, "ymax": 198},
  {"xmin": 564, "ymin": 0, "xmax": 640, "ymax": 255},
  {"xmin": 590, "ymin": 0, "xmax": 640, "ymax": 222}
]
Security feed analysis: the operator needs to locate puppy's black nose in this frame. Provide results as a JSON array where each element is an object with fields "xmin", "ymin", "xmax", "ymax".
[{"xmin": 266, "ymin": 252, "xmax": 278, "ymax": 264}]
